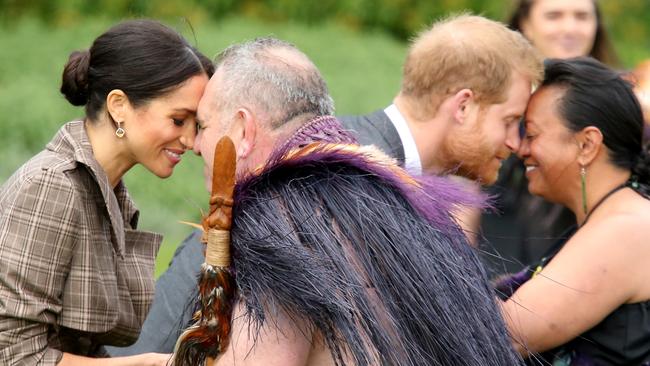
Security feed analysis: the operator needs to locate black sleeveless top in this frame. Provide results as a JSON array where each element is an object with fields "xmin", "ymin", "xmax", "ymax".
[
  {"xmin": 496, "ymin": 184, "xmax": 650, "ymax": 366},
  {"xmin": 554, "ymin": 301, "xmax": 650, "ymax": 365}
]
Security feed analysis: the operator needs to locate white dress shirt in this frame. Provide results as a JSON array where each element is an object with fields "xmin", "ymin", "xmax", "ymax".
[{"xmin": 384, "ymin": 104, "xmax": 422, "ymax": 174}]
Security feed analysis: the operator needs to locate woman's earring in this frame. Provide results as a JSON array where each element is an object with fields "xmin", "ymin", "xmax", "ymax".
[
  {"xmin": 580, "ymin": 165, "xmax": 587, "ymax": 214},
  {"xmin": 115, "ymin": 121, "xmax": 125, "ymax": 138}
]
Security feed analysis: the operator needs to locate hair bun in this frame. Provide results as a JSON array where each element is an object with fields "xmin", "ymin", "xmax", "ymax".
[{"xmin": 60, "ymin": 50, "xmax": 90, "ymax": 106}]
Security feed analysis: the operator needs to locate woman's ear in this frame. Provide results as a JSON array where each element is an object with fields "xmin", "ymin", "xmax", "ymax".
[
  {"xmin": 106, "ymin": 89, "xmax": 129, "ymax": 124},
  {"xmin": 576, "ymin": 126, "xmax": 604, "ymax": 166}
]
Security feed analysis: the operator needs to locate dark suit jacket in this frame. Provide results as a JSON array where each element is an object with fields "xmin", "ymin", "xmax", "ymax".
[
  {"xmin": 339, "ymin": 109, "xmax": 405, "ymax": 164},
  {"xmin": 105, "ymin": 110, "xmax": 406, "ymax": 355}
]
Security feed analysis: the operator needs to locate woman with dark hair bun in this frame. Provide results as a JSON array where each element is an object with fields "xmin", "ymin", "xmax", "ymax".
[
  {"xmin": 0, "ymin": 19, "xmax": 213, "ymax": 365},
  {"xmin": 498, "ymin": 57, "xmax": 650, "ymax": 365}
]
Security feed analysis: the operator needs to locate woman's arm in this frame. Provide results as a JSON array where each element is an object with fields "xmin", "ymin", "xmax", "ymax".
[
  {"xmin": 0, "ymin": 170, "xmax": 82, "ymax": 364},
  {"xmin": 501, "ymin": 216, "xmax": 645, "ymax": 354}
]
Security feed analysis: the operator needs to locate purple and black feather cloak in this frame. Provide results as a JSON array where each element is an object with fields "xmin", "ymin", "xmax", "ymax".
[{"xmin": 181, "ymin": 116, "xmax": 523, "ymax": 365}]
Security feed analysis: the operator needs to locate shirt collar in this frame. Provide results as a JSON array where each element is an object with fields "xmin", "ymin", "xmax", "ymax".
[
  {"xmin": 384, "ymin": 104, "xmax": 422, "ymax": 174},
  {"xmin": 46, "ymin": 120, "xmax": 139, "ymax": 256}
]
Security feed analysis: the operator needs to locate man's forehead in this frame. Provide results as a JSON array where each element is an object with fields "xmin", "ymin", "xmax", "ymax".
[
  {"xmin": 197, "ymin": 76, "xmax": 222, "ymax": 118},
  {"xmin": 196, "ymin": 96, "xmax": 211, "ymax": 120},
  {"xmin": 205, "ymin": 72, "xmax": 223, "ymax": 98},
  {"xmin": 503, "ymin": 77, "xmax": 533, "ymax": 109}
]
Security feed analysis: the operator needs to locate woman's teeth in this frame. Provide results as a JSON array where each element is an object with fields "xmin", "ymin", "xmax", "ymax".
[{"xmin": 165, "ymin": 149, "xmax": 181, "ymax": 159}]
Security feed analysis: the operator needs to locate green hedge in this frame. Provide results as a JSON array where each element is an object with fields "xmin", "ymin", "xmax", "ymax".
[
  {"xmin": 1, "ymin": 0, "xmax": 506, "ymax": 39},
  {"xmin": 2, "ymin": 0, "xmax": 649, "ymax": 67}
]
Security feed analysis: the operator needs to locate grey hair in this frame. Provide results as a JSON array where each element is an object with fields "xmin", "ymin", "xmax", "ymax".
[{"xmin": 213, "ymin": 37, "xmax": 334, "ymax": 129}]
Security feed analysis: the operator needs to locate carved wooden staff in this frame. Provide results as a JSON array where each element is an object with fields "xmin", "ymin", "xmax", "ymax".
[{"xmin": 173, "ymin": 136, "xmax": 237, "ymax": 366}]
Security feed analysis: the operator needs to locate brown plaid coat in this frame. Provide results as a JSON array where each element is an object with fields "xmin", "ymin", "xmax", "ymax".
[{"xmin": 0, "ymin": 121, "xmax": 162, "ymax": 365}]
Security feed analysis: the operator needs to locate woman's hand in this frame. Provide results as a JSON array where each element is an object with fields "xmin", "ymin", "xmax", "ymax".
[{"xmin": 136, "ymin": 353, "xmax": 173, "ymax": 366}]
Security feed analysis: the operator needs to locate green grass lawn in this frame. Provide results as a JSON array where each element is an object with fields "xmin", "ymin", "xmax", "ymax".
[{"xmin": 0, "ymin": 16, "xmax": 406, "ymax": 276}]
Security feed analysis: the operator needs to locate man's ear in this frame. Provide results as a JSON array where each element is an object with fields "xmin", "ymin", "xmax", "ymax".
[
  {"xmin": 450, "ymin": 88, "xmax": 474, "ymax": 124},
  {"xmin": 106, "ymin": 89, "xmax": 129, "ymax": 124},
  {"xmin": 235, "ymin": 108, "xmax": 257, "ymax": 159},
  {"xmin": 576, "ymin": 126, "xmax": 604, "ymax": 166}
]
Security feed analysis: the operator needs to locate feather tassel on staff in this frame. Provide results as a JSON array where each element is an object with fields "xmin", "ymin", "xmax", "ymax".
[{"xmin": 173, "ymin": 136, "xmax": 237, "ymax": 366}]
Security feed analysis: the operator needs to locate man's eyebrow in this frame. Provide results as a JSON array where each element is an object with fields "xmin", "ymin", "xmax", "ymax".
[{"xmin": 506, "ymin": 113, "xmax": 522, "ymax": 121}]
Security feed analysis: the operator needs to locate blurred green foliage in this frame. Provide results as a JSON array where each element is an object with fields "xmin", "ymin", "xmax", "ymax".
[
  {"xmin": 0, "ymin": 0, "xmax": 650, "ymax": 68},
  {"xmin": 1, "ymin": 0, "xmax": 649, "ymax": 67},
  {"xmin": 599, "ymin": 0, "xmax": 650, "ymax": 68},
  {"xmin": 0, "ymin": 0, "xmax": 503, "ymax": 36}
]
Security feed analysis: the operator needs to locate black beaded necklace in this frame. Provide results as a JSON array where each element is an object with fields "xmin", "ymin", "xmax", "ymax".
[{"xmin": 529, "ymin": 181, "xmax": 632, "ymax": 278}]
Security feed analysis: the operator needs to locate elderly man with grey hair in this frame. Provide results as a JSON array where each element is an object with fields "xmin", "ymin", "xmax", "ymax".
[
  {"xmin": 106, "ymin": 37, "xmax": 337, "ymax": 356},
  {"xmin": 193, "ymin": 37, "xmax": 336, "ymax": 185}
]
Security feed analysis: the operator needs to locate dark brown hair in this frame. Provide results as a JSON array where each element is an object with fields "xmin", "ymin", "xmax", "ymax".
[
  {"xmin": 543, "ymin": 57, "xmax": 647, "ymax": 182},
  {"xmin": 60, "ymin": 19, "xmax": 214, "ymax": 120}
]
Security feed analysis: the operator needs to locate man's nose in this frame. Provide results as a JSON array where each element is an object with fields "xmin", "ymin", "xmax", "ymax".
[
  {"xmin": 560, "ymin": 16, "xmax": 579, "ymax": 33},
  {"xmin": 505, "ymin": 124, "xmax": 522, "ymax": 152},
  {"xmin": 517, "ymin": 137, "xmax": 530, "ymax": 159}
]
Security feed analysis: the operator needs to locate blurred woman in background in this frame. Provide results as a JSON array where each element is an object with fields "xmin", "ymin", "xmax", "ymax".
[
  {"xmin": 508, "ymin": 0, "xmax": 618, "ymax": 64},
  {"xmin": 0, "ymin": 19, "xmax": 213, "ymax": 365}
]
